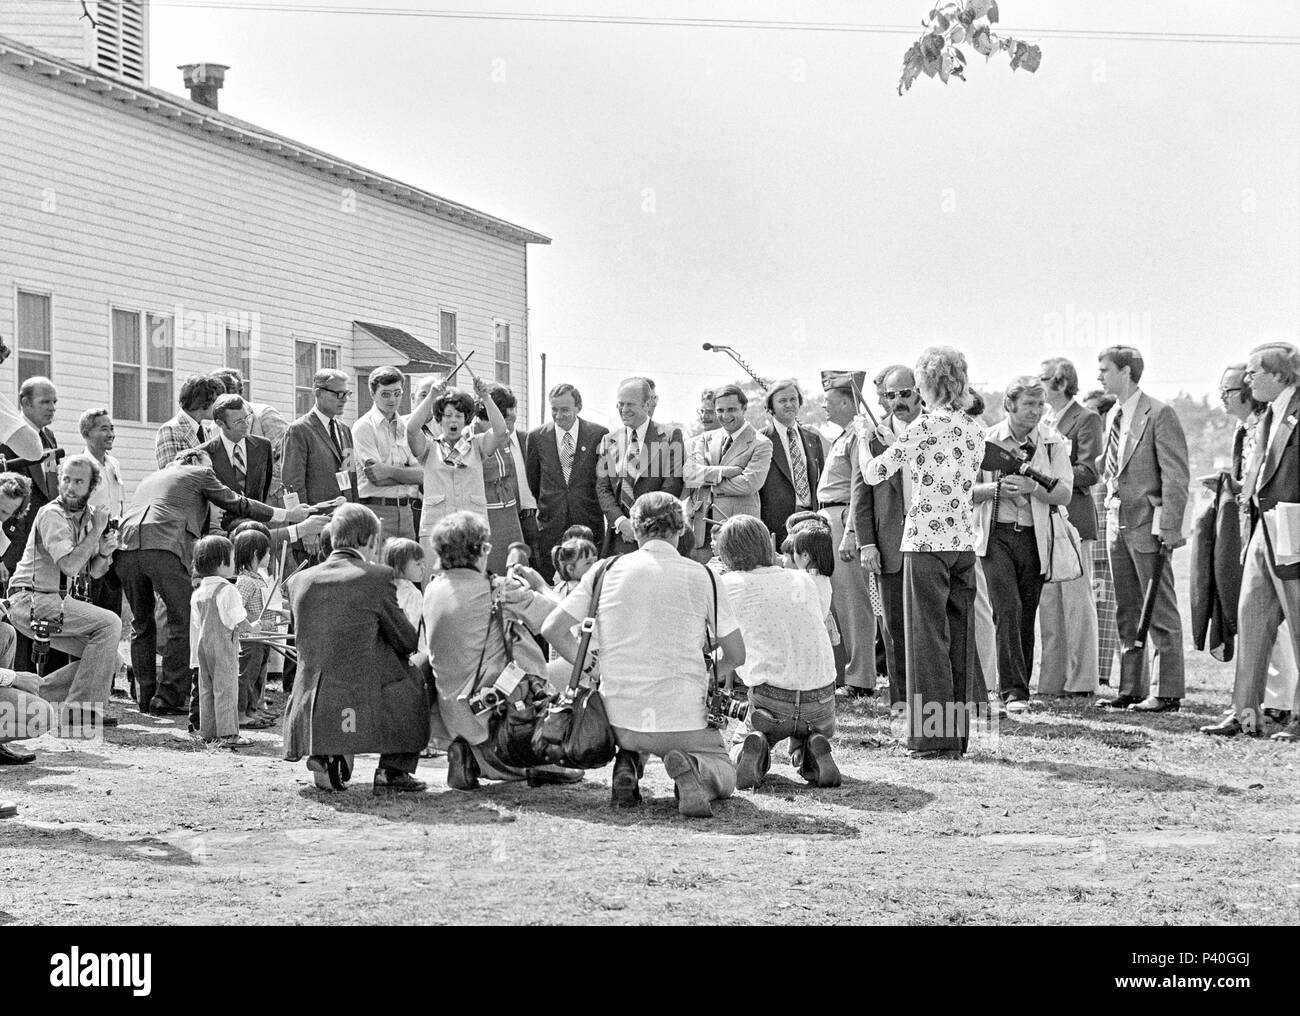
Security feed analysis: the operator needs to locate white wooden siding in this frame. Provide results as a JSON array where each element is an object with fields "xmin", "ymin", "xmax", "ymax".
[
  {"xmin": 1, "ymin": 2, "xmax": 93, "ymax": 66},
  {"xmin": 0, "ymin": 65, "xmax": 532, "ymax": 496}
]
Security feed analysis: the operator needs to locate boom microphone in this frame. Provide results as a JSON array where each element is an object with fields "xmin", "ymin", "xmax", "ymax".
[
  {"xmin": 702, "ymin": 342, "xmax": 714, "ymax": 350},
  {"xmin": 0, "ymin": 447, "xmax": 64, "ymax": 472}
]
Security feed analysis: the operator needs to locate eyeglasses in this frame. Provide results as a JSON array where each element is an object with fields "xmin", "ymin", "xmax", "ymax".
[
  {"xmin": 316, "ymin": 387, "xmax": 352, "ymax": 400},
  {"xmin": 883, "ymin": 389, "xmax": 915, "ymax": 400},
  {"xmin": 1219, "ymin": 387, "xmax": 1242, "ymax": 398}
]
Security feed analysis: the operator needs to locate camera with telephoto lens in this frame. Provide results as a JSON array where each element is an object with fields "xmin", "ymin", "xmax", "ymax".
[
  {"xmin": 981, "ymin": 442, "xmax": 1059, "ymax": 493},
  {"xmin": 29, "ymin": 614, "xmax": 63, "ymax": 673},
  {"xmin": 707, "ymin": 687, "xmax": 749, "ymax": 729}
]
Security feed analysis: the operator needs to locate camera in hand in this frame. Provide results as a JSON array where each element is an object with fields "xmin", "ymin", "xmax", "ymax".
[
  {"xmin": 707, "ymin": 686, "xmax": 749, "ymax": 729},
  {"xmin": 981, "ymin": 442, "xmax": 1059, "ymax": 493}
]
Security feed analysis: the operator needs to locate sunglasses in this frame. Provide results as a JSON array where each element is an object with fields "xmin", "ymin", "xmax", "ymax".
[{"xmin": 884, "ymin": 389, "xmax": 915, "ymax": 400}]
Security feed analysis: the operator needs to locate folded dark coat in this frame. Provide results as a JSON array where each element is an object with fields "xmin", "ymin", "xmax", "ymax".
[
  {"xmin": 1190, "ymin": 474, "xmax": 1242, "ymax": 662},
  {"xmin": 283, "ymin": 549, "xmax": 429, "ymax": 760}
]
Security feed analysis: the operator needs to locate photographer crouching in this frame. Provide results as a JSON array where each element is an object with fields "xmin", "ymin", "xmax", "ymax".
[
  {"xmin": 543, "ymin": 491, "xmax": 746, "ymax": 818},
  {"xmin": 6, "ymin": 454, "xmax": 122, "ymax": 732}
]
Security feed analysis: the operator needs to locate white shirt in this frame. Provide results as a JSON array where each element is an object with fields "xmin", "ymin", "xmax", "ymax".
[
  {"xmin": 312, "ymin": 405, "xmax": 345, "ymax": 447},
  {"xmin": 509, "ymin": 432, "xmax": 536, "ymax": 511},
  {"xmin": 220, "ymin": 434, "xmax": 248, "ymax": 472},
  {"xmin": 352, "ymin": 406, "xmax": 419, "ymax": 499},
  {"xmin": 720, "ymin": 567, "xmax": 834, "ymax": 691},
  {"xmin": 559, "ymin": 539, "xmax": 739, "ymax": 732},
  {"xmin": 84, "ymin": 448, "xmax": 125, "ymax": 518},
  {"xmin": 555, "ymin": 420, "xmax": 580, "ymax": 458}
]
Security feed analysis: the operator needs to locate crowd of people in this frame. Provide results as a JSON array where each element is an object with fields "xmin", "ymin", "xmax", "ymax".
[{"xmin": 1, "ymin": 339, "xmax": 1298, "ymax": 822}]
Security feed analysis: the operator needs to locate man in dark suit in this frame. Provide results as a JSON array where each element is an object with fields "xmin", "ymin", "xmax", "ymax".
[
  {"xmin": 851, "ymin": 367, "xmax": 923, "ymax": 709},
  {"xmin": 116, "ymin": 448, "xmax": 313, "ymax": 714},
  {"xmin": 201, "ymin": 394, "xmax": 273, "ymax": 524},
  {"xmin": 759, "ymin": 379, "xmax": 826, "ymax": 550},
  {"xmin": 596, "ymin": 378, "xmax": 685, "ymax": 557},
  {"xmin": 1203, "ymin": 343, "xmax": 1300, "ymax": 741},
  {"xmin": 1038, "ymin": 357, "xmax": 1104, "ymax": 696},
  {"xmin": 1094, "ymin": 345, "xmax": 1190, "ymax": 713},
  {"xmin": 282, "ymin": 503, "xmax": 429, "ymax": 793},
  {"xmin": 526, "ymin": 384, "xmax": 610, "ymax": 579},
  {"xmin": 282, "ymin": 369, "xmax": 358, "ymax": 557}
]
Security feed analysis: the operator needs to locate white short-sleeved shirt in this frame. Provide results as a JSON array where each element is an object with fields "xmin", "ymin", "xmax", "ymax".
[
  {"xmin": 189, "ymin": 577, "xmax": 247, "ymax": 669},
  {"xmin": 559, "ymin": 539, "xmax": 739, "ymax": 732},
  {"xmin": 721, "ymin": 567, "xmax": 834, "ymax": 691}
]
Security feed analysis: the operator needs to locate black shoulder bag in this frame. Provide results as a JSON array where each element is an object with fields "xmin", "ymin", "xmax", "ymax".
[
  {"xmin": 531, "ymin": 558, "xmax": 618, "ymax": 769},
  {"xmin": 472, "ymin": 581, "xmax": 552, "ymax": 769}
]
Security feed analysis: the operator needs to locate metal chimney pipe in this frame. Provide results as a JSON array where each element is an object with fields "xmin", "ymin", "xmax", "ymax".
[{"xmin": 179, "ymin": 63, "xmax": 229, "ymax": 110}]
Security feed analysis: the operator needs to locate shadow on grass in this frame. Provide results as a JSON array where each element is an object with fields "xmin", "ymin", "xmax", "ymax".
[
  {"xmin": 749, "ymin": 773, "xmax": 935, "ymax": 813},
  {"xmin": 973, "ymin": 756, "xmax": 1219, "ymax": 793},
  {"xmin": 1, "ymin": 752, "xmax": 135, "ymax": 794},
  {"xmin": 999, "ymin": 720, "xmax": 1152, "ymax": 751},
  {"xmin": 0, "ymin": 823, "xmax": 197, "ymax": 865},
  {"xmin": 301, "ymin": 778, "xmax": 861, "ymax": 837}
]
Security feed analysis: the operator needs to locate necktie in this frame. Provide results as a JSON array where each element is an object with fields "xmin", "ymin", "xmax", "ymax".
[
  {"xmin": 561, "ymin": 430, "xmax": 575, "ymax": 485},
  {"xmin": 788, "ymin": 426, "xmax": 811, "ymax": 506},
  {"xmin": 1104, "ymin": 408, "xmax": 1123, "ymax": 482},
  {"xmin": 720, "ymin": 434, "xmax": 733, "ymax": 460},
  {"xmin": 1248, "ymin": 405, "xmax": 1273, "ymax": 496},
  {"xmin": 620, "ymin": 428, "xmax": 642, "ymax": 513},
  {"xmin": 328, "ymin": 418, "xmax": 343, "ymax": 458},
  {"xmin": 232, "ymin": 443, "xmax": 246, "ymax": 489}
]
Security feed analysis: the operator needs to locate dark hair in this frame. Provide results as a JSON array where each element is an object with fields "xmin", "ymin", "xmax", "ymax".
[
  {"xmin": 229, "ymin": 519, "xmax": 271, "ymax": 539},
  {"xmin": 1249, "ymin": 342, "xmax": 1300, "ymax": 386},
  {"xmin": 194, "ymin": 534, "xmax": 233, "ymax": 577},
  {"xmin": 1040, "ymin": 357, "xmax": 1079, "ymax": 399},
  {"xmin": 234, "ymin": 529, "xmax": 271, "ymax": 573},
  {"xmin": 210, "ymin": 393, "xmax": 247, "ymax": 427},
  {"xmin": 179, "ymin": 374, "xmax": 226, "ymax": 412},
  {"xmin": 0, "ymin": 472, "xmax": 33, "ymax": 521},
  {"xmin": 631, "ymin": 491, "xmax": 684, "ymax": 541},
  {"xmin": 1099, "ymin": 345, "xmax": 1144, "ymax": 384},
  {"xmin": 965, "ymin": 389, "xmax": 987, "ymax": 418},
  {"xmin": 712, "ymin": 383, "xmax": 748, "ymax": 408},
  {"xmin": 765, "ymin": 379, "xmax": 804, "ymax": 414},
  {"xmin": 382, "ymin": 537, "xmax": 425, "ymax": 577},
  {"xmin": 433, "ymin": 389, "xmax": 476, "ymax": 423},
  {"xmin": 330, "ymin": 503, "xmax": 380, "ymax": 550},
  {"xmin": 562, "ymin": 524, "xmax": 595, "ymax": 543},
  {"xmin": 316, "ymin": 523, "xmax": 334, "ymax": 561},
  {"xmin": 789, "ymin": 521, "xmax": 835, "ymax": 577},
  {"xmin": 368, "ymin": 366, "xmax": 405, "ymax": 395},
  {"xmin": 174, "ymin": 448, "xmax": 212, "ymax": 468},
  {"xmin": 78, "ymin": 407, "xmax": 112, "ymax": 439},
  {"xmin": 552, "ymin": 536, "xmax": 597, "ymax": 581},
  {"xmin": 715, "ymin": 514, "xmax": 774, "ymax": 571},
  {"xmin": 506, "ymin": 541, "xmax": 530, "ymax": 564},
  {"xmin": 213, "ymin": 368, "xmax": 243, "ymax": 394},
  {"xmin": 431, "ymin": 510, "xmax": 490, "ymax": 570},
  {"xmin": 474, "ymin": 384, "xmax": 517, "ymax": 422},
  {"xmin": 875, "ymin": 364, "xmax": 908, "ymax": 389},
  {"xmin": 548, "ymin": 383, "xmax": 582, "ymax": 410},
  {"xmin": 1223, "ymin": 363, "xmax": 1267, "ymax": 414},
  {"xmin": 1082, "ymin": 389, "xmax": 1116, "ymax": 416},
  {"xmin": 784, "ymin": 510, "xmax": 822, "ymax": 533}
]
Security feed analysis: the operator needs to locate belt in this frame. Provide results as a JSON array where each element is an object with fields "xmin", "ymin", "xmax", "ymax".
[
  {"xmin": 361, "ymin": 496, "xmax": 415, "ymax": 507},
  {"xmin": 993, "ymin": 521, "xmax": 1034, "ymax": 533},
  {"xmin": 749, "ymin": 681, "xmax": 836, "ymax": 705},
  {"xmin": 821, "ymin": 502, "xmax": 848, "ymax": 509}
]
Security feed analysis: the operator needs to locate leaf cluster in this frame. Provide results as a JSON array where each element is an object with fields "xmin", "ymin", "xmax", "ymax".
[{"xmin": 899, "ymin": 0, "xmax": 1042, "ymax": 95}]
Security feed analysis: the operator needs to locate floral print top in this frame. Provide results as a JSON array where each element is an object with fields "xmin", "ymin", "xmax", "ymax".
[{"xmin": 863, "ymin": 407, "xmax": 986, "ymax": 553}]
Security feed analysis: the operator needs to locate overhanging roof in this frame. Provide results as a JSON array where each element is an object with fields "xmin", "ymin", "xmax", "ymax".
[
  {"xmin": 0, "ymin": 34, "xmax": 551, "ymax": 247},
  {"xmin": 353, "ymin": 321, "xmax": 457, "ymax": 373}
]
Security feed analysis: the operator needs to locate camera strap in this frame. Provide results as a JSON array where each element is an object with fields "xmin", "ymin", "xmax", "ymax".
[
  {"xmin": 568, "ymin": 557, "xmax": 615, "ymax": 695},
  {"xmin": 468, "ymin": 577, "xmax": 505, "ymax": 696},
  {"xmin": 701, "ymin": 562, "xmax": 720, "ymax": 691}
]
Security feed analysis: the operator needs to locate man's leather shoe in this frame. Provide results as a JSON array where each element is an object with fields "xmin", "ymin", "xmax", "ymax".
[
  {"xmin": 149, "ymin": 702, "xmax": 189, "ymax": 717},
  {"xmin": 1097, "ymin": 694, "xmax": 1140, "ymax": 709},
  {"xmin": 0, "ymin": 800, "xmax": 17, "ymax": 819},
  {"xmin": 1264, "ymin": 708, "xmax": 1292, "ymax": 725},
  {"xmin": 525, "ymin": 766, "xmax": 584, "ymax": 787},
  {"xmin": 1200, "ymin": 717, "xmax": 1259, "ymax": 737},
  {"xmin": 373, "ymin": 769, "xmax": 427, "ymax": 794},
  {"xmin": 0, "ymin": 743, "xmax": 35, "ymax": 765},
  {"xmin": 803, "ymin": 733, "xmax": 842, "ymax": 788},
  {"xmin": 664, "ymin": 749, "xmax": 713, "ymax": 818},
  {"xmin": 306, "ymin": 756, "xmax": 340, "ymax": 791},
  {"xmin": 734, "ymin": 732, "xmax": 768, "ymax": 790},
  {"xmin": 446, "ymin": 738, "xmax": 480, "ymax": 791},
  {"xmin": 610, "ymin": 749, "xmax": 642, "ymax": 807},
  {"xmin": 1129, "ymin": 696, "xmax": 1180, "ymax": 713},
  {"xmin": 1270, "ymin": 719, "xmax": 1300, "ymax": 742}
]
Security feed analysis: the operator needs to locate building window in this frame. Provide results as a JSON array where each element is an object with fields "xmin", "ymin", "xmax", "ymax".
[
  {"xmin": 494, "ymin": 321, "xmax": 511, "ymax": 385},
  {"xmin": 440, "ymin": 310, "xmax": 457, "ymax": 354},
  {"xmin": 294, "ymin": 341, "xmax": 342, "ymax": 416},
  {"xmin": 16, "ymin": 290, "xmax": 52, "ymax": 386},
  {"xmin": 111, "ymin": 308, "xmax": 173, "ymax": 423},
  {"xmin": 226, "ymin": 326, "xmax": 252, "ymax": 398}
]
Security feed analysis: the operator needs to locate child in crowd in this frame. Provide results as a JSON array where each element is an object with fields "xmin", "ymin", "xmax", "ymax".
[
  {"xmin": 783, "ymin": 519, "xmax": 839, "ymax": 648},
  {"xmin": 383, "ymin": 537, "xmax": 428, "ymax": 655},
  {"xmin": 191, "ymin": 535, "xmax": 257, "ymax": 747},
  {"xmin": 550, "ymin": 535, "xmax": 598, "ymax": 599},
  {"xmin": 234, "ymin": 529, "xmax": 276, "ymax": 729}
]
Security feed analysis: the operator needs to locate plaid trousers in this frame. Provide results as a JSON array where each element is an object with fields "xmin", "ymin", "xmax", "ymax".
[{"xmin": 1091, "ymin": 488, "xmax": 1120, "ymax": 682}]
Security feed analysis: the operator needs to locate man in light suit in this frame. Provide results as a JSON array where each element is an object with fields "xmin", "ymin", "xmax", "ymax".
[
  {"xmin": 1094, "ymin": 345, "xmax": 1190, "ymax": 713},
  {"xmin": 596, "ymin": 377, "xmax": 685, "ymax": 557},
  {"xmin": 684, "ymin": 383, "xmax": 772, "ymax": 562},
  {"xmin": 525, "ymin": 383, "xmax": 609, "ymax": 581},
  {"xmin": 1202, "ymin": 343, "xmax": 1300, "ymax": 741},
  {"xmin": 1037, "ymin": 357, "xmax": 1104, "ymax": 696},
  {"xmin": 759, "ymin": 379, "xmax": 827, "ymax": 550},
  {"xmin": 852, "ymin": 368, "xmax": 922, "ymax": 709},
  {"xmin": 282, "ymin": 369, "xmax": 359, "ymax": 559},
  {"xmin": 116, "ymin": 448, "xmax": 314, "ymax": 715}
]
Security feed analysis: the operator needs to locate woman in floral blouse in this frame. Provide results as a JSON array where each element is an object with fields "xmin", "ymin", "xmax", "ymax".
[{"xmin": 861, "ymin": 346, "xmax": 986, "ymax": 758}]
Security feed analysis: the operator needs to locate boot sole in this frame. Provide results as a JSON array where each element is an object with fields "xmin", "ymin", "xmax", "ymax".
[
  {"xmin": 664, "ymin": 750, "xmax": 712, "ymax": 818},
  {"xmin": 734, "ymin": 733, "xmax": 766, "ymax": 790}
]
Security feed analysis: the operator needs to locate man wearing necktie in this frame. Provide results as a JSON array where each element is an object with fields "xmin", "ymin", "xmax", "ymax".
[
  {"xmin": 683, "ymin": 383, "xmax": 772, "ymax": 562},
  {"xmin": 759, "ymin": 379, "xmax": 827, "ymax": 551},
  {"xmin": 352, "ymin": 366, "xmax": 422, "ymax": 544},
  {"xmin": 1203, "ymin": 343, "xmax": 1300, "ymax": 742},
  {"xmin": 282, "ymin": 369, "xmax": 359, "ymax": 560},
  {"xmin": 596, "ymin": 377, "xmax": 685, "ymax": 557},
  {"xmin": 1094, "ymin": 346, "xmax": 1190, "ymax": 714}
]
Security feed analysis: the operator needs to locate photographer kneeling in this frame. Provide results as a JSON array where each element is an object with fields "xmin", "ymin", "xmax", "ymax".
[
  {"xmin": 6, "ymin": 454, "xmax": 121, "ymax": 731},
  {"xmin": 543, "ymin": 491, "xmax": 746, "ymax": 818}
]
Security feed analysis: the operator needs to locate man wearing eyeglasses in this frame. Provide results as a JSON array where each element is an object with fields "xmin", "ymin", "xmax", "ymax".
[{"xmin": 282, "ymin": 369, "xmax": 359, "ymax": 556}]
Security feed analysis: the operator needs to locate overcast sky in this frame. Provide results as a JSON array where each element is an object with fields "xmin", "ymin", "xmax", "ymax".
[{"xmin": 150, "ymin": 0, "xmax": 1300, "ymax": 430}]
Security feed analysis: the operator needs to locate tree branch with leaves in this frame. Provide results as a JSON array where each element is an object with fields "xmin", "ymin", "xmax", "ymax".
[{"xmin": 899, "ymin": 1, "xmax": 1042, "ymax": 95}]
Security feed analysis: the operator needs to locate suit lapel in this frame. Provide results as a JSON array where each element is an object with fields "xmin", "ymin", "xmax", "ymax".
[
  {"xmin": 1259, "ymin": 390, "xmax": 1300, "ymax": 491},
  {"xmin": 308, "ymin": 413, "xmax": 343, "ymax": 467},
  {"xmin": 767, "ymin": 423, "xmax": 793, "ymax": 485},
  {"xmin": 1119, "ymin": 396, "xmax": 1150, "ymax": 475}
]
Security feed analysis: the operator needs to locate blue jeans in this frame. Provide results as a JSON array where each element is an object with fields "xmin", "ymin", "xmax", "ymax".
[{"xmin": 729, "ymin": 682, "xmax": 836, "ymax": 780}]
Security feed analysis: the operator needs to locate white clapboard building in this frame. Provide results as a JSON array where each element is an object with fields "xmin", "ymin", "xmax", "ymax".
[{"xmin": 0, "ymin": 0, "xmax": 549, "ymax": 490}]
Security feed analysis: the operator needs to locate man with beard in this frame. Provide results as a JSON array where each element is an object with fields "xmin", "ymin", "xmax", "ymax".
[{"xmin": 5, "ymin": 454, "xmax": 122, "ymax": 730}]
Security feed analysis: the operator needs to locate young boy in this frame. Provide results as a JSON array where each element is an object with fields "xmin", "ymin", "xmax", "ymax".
[{"xmin": 191, "ymin": 535, "xmax": 257, "ymax": 747}]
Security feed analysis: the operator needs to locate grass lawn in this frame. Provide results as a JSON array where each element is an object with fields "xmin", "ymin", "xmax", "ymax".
[{"xmin": 2, "ymin": 556, "xmax": 1298, "ymax": 925}]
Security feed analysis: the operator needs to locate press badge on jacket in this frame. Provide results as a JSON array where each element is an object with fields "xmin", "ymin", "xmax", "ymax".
[{"xmin": 335, "ymin": 470, "xmax": 351, "ymax": 492}]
